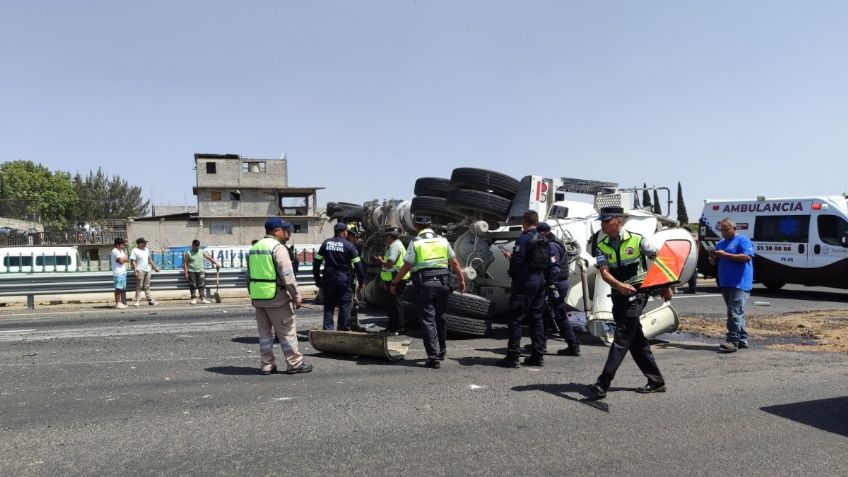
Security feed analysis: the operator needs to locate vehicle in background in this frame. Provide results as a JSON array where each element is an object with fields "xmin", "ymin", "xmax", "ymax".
[
  {"xmin": 0, "ymin": 246, "xmax": 81, "ymax": 273},
  {"xmin": 698, "ymin": 195, "xmax": 848, "ymax": 290}
]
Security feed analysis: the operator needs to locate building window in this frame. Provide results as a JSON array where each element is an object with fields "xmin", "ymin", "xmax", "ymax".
[
  {"xmin": 242, "ymin": 161, "xmax": 266, "ymax": 173},
  {"xmin": 210, "ymin": 224, "xmax": 233, "ymax": 235},
  {"xmin": 230, "ymin": 191, "xmax": 241, "ymax": 201},
  {"xmin": 206, "ymin": 162, "xmax": 217, "ymax": 174},
  {"xmin": 211, "ymin": 191, "xmax": 222, "ymax": 201}
]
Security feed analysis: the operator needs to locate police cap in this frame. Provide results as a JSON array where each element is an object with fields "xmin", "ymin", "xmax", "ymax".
[
  {"xmin": 383, "ymin": 226, "xmax": 401, "ymax": 236},
  {"xmin": 333, "ymin": 222, "xmax": 348, "ymax": 233},
  {"xmin": 598, "ymin": 206, "xmax": 624, "ymax": 222},
  {"xmin": 414, "ymin": 215, "xmax": 432, "ymax": 226},
  {"xmin": 265, "ymin": 217, "xmax": 293, "ymax": 231},
  {"xmin": 536, "ymin": 222, "xmax": 551, "ymax": 233}
]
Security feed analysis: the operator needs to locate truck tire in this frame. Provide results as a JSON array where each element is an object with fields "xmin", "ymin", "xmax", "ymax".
[
  {"xmin": 414, "ymin": 177, "xmax": 451, "ymax": 198},
  {"xmin": 762, "ymin": 280, "xmax": 785, "ymax": 291},
  {"xmin": 445, "ymin": 189, "xmax": 511, "ymax": 220},
  {"xmin": 411, "ymin": 196, "xmax": 463, "ymax": 223},
  {"xmin": 445, "ymin": 313, "xmax": 493, "ymax": 337},
  {"xmin": 450, "ymin": 168, "xmax": 520, "ymax": 199},
  {"xmin": 331, "ymin": 208, "xmax": 363, "ymax": 221},
  {"xmin": 447, "ymin": 292, "xmax": 493, "ymax": 319}
]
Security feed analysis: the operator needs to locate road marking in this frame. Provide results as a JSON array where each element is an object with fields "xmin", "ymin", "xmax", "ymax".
[
  {"xmin": 0, "ymin": 329, "xmax": 35, "ymax": 333},
  {"xmin": 672, "ymin": 294, "xmax": 722, "ymax": 299}
]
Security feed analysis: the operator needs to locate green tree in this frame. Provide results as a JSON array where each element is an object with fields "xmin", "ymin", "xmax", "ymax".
[
  {"xmin": 642, "ymin": 183, "xmax": 652, "ymax": 210},
  {"xmin": 676, "ymin": 181, "xmax": 689, "ymax": 225},
  {"xmin": 633, "ymin": 191, "xmax": 641, "ymax": 209},
  {"xmin": 0, "ymin": 160, "xmax": 79, "ymax": 228},
  {"xmin": 74, "ymin": 168, "xmax": 150, "ymax": 220},
  {"xmin": 652, "ymin": 189, "xmax": 662, "ymax": 215}
]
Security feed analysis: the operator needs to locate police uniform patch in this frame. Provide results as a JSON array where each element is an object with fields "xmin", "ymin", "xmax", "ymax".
[
  {"xmin": 550, "ymin": 256, "xmax": 558, "ymax": 263},
  {"xmin": 626, "ymin": 247, "xmax": 634, "ymax": 255}
]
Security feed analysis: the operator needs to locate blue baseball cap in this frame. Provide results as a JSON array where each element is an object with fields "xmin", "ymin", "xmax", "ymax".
[
  {"xmin": 537, "ymin": 222, "xmax": 551, "ymax": 233},
  {"xmin": 265, "ymin": 217, "xmax": 293, "ymax": 231},
  {"xmin": 334, "ymin": 222, "xmax": 348, "ymax": 232}
]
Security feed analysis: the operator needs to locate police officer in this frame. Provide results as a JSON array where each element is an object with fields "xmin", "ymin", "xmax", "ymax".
[
  {"xmin": 389, "ymin": 216, "xmax": 466, "ymax": 369},
  {"xmin": 313, "ymin": 222, "xmax": 366, "ymax": 331},
  {"xmin": 246, "ymin": 218, "xmax": 312, "ymax": 375},
  {"xmin": 588, "ymin": 206, "xmax": 671, "ymax": 398},
  {"xmin": 375, "ymin": 226, "xmax": 410, "ymax": 335},
  {"xmin": 498, "ymin": 210, "xmax": 548, "ymax": 368},
  {"xmin": 536, "ymin": 222, "xmax": 581, "ymax": 357}
]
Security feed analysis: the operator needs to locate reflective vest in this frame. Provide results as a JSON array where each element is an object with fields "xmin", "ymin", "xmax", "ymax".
[
  {"xmin": 411, "ymin": 229, "xmax": 450, "ymax": 273},
  {"xmin": 248, "ymin": 237, "xmax": 279, "ymax": 300},
  {"xmin": 380, "ymin": 240, "xmax": 411, "ymax": 282},
  {"xmin": 596, "ymin": 230, "xmax": 646, "ymax": 282}
]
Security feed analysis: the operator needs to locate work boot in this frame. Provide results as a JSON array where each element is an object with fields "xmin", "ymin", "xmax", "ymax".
[
  {"xmin": 523, "ymin": 343, "xmax": 547, "ymax": 355},
  {"xmin": 497, "ymin": 355, "xmax": 520, "ymax": 368},
  {"xmin": 557, "ymin": 345, "xmax": 581, "ymax": 357},
  {"xmin": 424, "ymin": 359, "xmax": 441, "ymax": 369},
  {"xmin": 737, "ymin": 341, "xmax": 748, "ymax": 349},
  {"xmin": 523, "ymin": 354, "xmax": 544, "ymax": 367},
  {"xmin": 587, "ymin": 383, "xmax": 607, "ymax": 399},
  {"xmin": 719, "ymin": 341, "xmax": 738, "ymax": 353},
  {"xmin": 635, "ymin": 382, "xmax": 667, "ymax": 394},
  {"xmin": 285, "ymin": 363, "xmax": 313, "ymax": 375},
  {"xmin": 260, "ymin": 365, "xmax": 277, "ymax": 376},
  {"xmin": 437, "ymin": 351, "xmax": 446, "ymax": 361}
]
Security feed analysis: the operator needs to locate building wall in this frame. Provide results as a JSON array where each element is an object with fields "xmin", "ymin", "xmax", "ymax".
[
  {"xmin": 196, "ymin": 188, "xmax": 279, "ymax": 217},
  {"xmin": 128, "ymin": 216, "xmax": 330, "ymax": 251},
  {"xmin": 0, "ymin": 217, "xmax": 44, "ymax": 232},
  {"xmin": 195, "ymin": 157, "xmax": 288, "ymax": 189}
]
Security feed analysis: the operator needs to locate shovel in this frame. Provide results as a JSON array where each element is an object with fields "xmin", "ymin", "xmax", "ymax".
[{"xmin": 213, "ymin": 266, "xmax": 222, "ymax": 303}]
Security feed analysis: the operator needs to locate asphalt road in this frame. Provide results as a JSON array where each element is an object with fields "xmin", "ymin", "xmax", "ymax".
[{"xmin": 1, "ymin": 298, "xmax": 846, "ymax": 476}]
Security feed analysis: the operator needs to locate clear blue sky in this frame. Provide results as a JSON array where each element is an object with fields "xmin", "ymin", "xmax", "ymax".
[{"xmin": 2, "ymin": 1, "xmax": 846, "ymax": 217}]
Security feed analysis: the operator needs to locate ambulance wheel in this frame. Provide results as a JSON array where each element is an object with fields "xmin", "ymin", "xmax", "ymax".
[
  {"xmin": 445, "ymin": 189, "xmax": 511, "ymax": 221},
  {"xmin": 445, "ymin": 313, "xmax": 493, "ymax": 337},
  {"xmin": 449, "ymin": 168, "xmax": 520, "ymax": 200},
  {"xmin": 447, "ymin": 292, "xmax": 493, "ymax": 320},
  {"xmin": 410, "ymin": 196, "xmax": 463, "ymax": 223},
  {"xmin": 414, "ymin": 177, "xmax": 451, "ymax": 198},
  {"xmin": 762, "ymin": 281, "xmax": 785, "ymax": 291}
]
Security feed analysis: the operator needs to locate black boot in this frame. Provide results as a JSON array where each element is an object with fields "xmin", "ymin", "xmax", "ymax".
[
  {"xmin": 497, "ymin": 355, "xmax": 520, "ymax": 368},
  {"xmin": 557, "ymin": 345, "xmax": 581, "ymax": 356}
]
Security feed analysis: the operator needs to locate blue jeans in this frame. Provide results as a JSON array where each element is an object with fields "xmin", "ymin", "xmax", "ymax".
[{"xmin": 721, "ymin": 288, "xmax": 749, "ymax": 344}]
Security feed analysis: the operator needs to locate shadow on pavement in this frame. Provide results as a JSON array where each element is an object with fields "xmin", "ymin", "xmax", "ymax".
[
  {"xmin": 453, "ymin": 356, "xmax": 504, "ymax": 367},
  {"xmin": 761, "ymin": 397, "xmax": 848, "ymax": 437},
  {"xmin": 204, "ymin": 366, "xmax": 261, "ymax": 376},
  {"xmin": 512, "ymin": 383, "xmax": 610, "ymax": 412},
  {"xmin": 653, "ymin": 340, "xmax": 719, "ymax": 352}
]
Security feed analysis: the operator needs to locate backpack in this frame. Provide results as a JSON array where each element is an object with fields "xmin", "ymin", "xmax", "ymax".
[{"xmin": 524, "ymin": 231, "xmax": 550, "ymax": 270}]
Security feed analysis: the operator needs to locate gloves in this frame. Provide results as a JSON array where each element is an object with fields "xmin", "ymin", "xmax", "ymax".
[{"xmin": 546, "ymin": 285, "xmax": 560, "ymax": 301}]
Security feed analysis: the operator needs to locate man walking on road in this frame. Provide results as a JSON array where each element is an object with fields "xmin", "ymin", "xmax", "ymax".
[
  {"xmin": 709, "ymin": 218, "xmax": 755, "ymax": 353},
  {"xmin": 588, "ymin": 206, "xmax": 672, "ymax": 399},
  {"xmin": 130, "ymin": 237, "xmax": 160, "ymax": 306},
  {"xmin": 247, "ymin": 218, "xmax": 312, "ymax": 376}
]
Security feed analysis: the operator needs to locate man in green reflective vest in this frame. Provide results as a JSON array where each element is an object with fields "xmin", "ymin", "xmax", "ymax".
[
  {"xmin": 587, "ymin": 206, "xmax": 671, "ymax": 398},
  {"xmin": 390, "ymin": 216, "xmax": 466, "ymax": 369},
  {"xmin": 375, "ymin": 226, "xmax": 410, "ymax": 335},
  {"xmin": 246, "ymin": 217, "xmax": 312, "ymax": 376}
]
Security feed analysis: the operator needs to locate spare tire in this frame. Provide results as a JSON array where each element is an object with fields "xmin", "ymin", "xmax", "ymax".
[
  {"xmin": 331, "ymin": 208, "xmax": 363, "ymax": 221},
  {"xmin": 411, "ymin": 196, "xmax": 463, "ymax": 223},
  {"xmin": 445, "ymin": 189, "xmax": 511, "ymax": 220},
  {"xmin": 447, "ymin": 292, "xmax": 493, "ymax": 319},
  {"xmin": 450, "ymin": 168, "xmax": 520, "ymax": 199},
  {"xmin": 414, "ymin": 177, "xmax": 451, "ymax": 198},
  {"xmin": 445, "ymin": 313, "xmax": 493, "ymax": 337}
]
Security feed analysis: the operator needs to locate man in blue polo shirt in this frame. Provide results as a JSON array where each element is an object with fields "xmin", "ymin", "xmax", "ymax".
[{"xmin": 709, "ymin": 218, "xmax": 755, "ymax": 353}]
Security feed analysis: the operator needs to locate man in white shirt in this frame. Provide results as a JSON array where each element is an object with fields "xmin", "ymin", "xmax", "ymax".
[
  {"xmin": 130, "ymin": 237, "xmax": 160, "ymax": 306},
  {"xmin": 111, "ymin": 238, "xmax": 129, "ymax": 309}
]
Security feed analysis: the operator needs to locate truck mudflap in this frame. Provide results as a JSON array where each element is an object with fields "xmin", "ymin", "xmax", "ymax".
[
  {"xmin": 586, "ymin": 302, "xmax": 680, "ymax": 345},
  {"xmin": 309, "ymin": 330, "xmax": 412, "ymax": 361}
]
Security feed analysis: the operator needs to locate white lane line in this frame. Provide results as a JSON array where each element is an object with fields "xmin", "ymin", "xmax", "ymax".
[
  {"xmin": 0, "ymin": 304, "xmax": 254, "ymax": 319},
  {"xmin": 0, "ymin": 329, "xmax": 35, "ymax": 333}
]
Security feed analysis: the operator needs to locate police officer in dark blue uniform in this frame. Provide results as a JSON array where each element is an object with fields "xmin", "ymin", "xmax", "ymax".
[
  {"xmin": 313, "ymin": 223, "xmax": 366, "ymax": 331},
  {"xmin": 498, "ymin": 210, "xmax": 548, "ymax": 368},
  {"xmin": 537, "ymin": 222, "xmax": 581, "ymax": 357}
]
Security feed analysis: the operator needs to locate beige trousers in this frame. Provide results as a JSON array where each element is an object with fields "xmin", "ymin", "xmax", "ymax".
[
  {"xmin": 255, "ymin": 304, "xmax": 303, "ymax": 370},
  {"xmin": 134, "ymin": 270, "xmax": 154, "ymax": 302}
]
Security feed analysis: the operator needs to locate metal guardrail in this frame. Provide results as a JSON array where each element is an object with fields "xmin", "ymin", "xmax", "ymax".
[{"xmin": 0, "ymin": 269, "xmax": 316, "ymax": 309}]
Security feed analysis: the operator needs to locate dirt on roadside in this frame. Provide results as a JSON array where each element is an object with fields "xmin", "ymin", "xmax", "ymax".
[{"xmin": 680, "ymin": 310, "xmax": 848, "ymax": 353}]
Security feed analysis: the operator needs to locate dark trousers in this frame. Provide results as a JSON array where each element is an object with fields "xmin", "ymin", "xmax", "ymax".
[
  {"xmin": 596, "ymin": 295, "xmax": 664, "ymax": 390},
  {"xmin": 549, "ymin": 280, "xmax": 578, "ymax": 346},
  {"xmin": 507, "ymin": 273, "xmax": 546, "ymax": 358},
  {"xmin": 323, "ymin": 275, "xmax": 353, "ymax": 331},
  {"xmin": 416, "ymin": 276, "xmax": 451, "ymax": 360},
  {"xmin": 381, "ymin": 280, "xmax": 406, "ymax": 331}
]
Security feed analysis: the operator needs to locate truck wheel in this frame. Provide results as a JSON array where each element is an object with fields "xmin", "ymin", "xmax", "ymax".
[
  {"xmin": 445, "ymin": 189, "xmax": 511, "ymax": 221},
  {"xmin": 450, "ymin": 168, "xmax": 520, "ymax": 199},
  {"xmin": 414, "ymin": 177, "xmax": 451, "ymax": 198},
  {"xmin": 762, "ymin": 281, "xmax": 785, "ymax": 291},
  {"xmin": 411, "ymin": 196, "xmax": 463, "ymax": 223},
  {"xmin": 447, "ymin": 292, "xmax": 493, "ymax": 319},
  {"xmin": 445, "ymin": 313, "xmax": 493, "ymax": 337}
]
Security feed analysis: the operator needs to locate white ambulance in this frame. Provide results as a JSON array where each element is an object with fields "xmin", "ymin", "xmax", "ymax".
[{"xmin": 698, "ymin": 195, "xmax": 848, "ymax": 289}]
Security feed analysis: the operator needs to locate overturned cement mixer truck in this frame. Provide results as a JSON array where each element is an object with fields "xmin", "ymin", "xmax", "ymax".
[{"xmin": 334, "ymin": 168, "xmax": 697, "ymax": 345}]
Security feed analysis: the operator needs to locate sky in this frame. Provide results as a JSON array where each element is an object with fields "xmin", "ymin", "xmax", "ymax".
[{"xmin": 2, "ymin": 1, "xmax": 846, "ymax": 218}]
